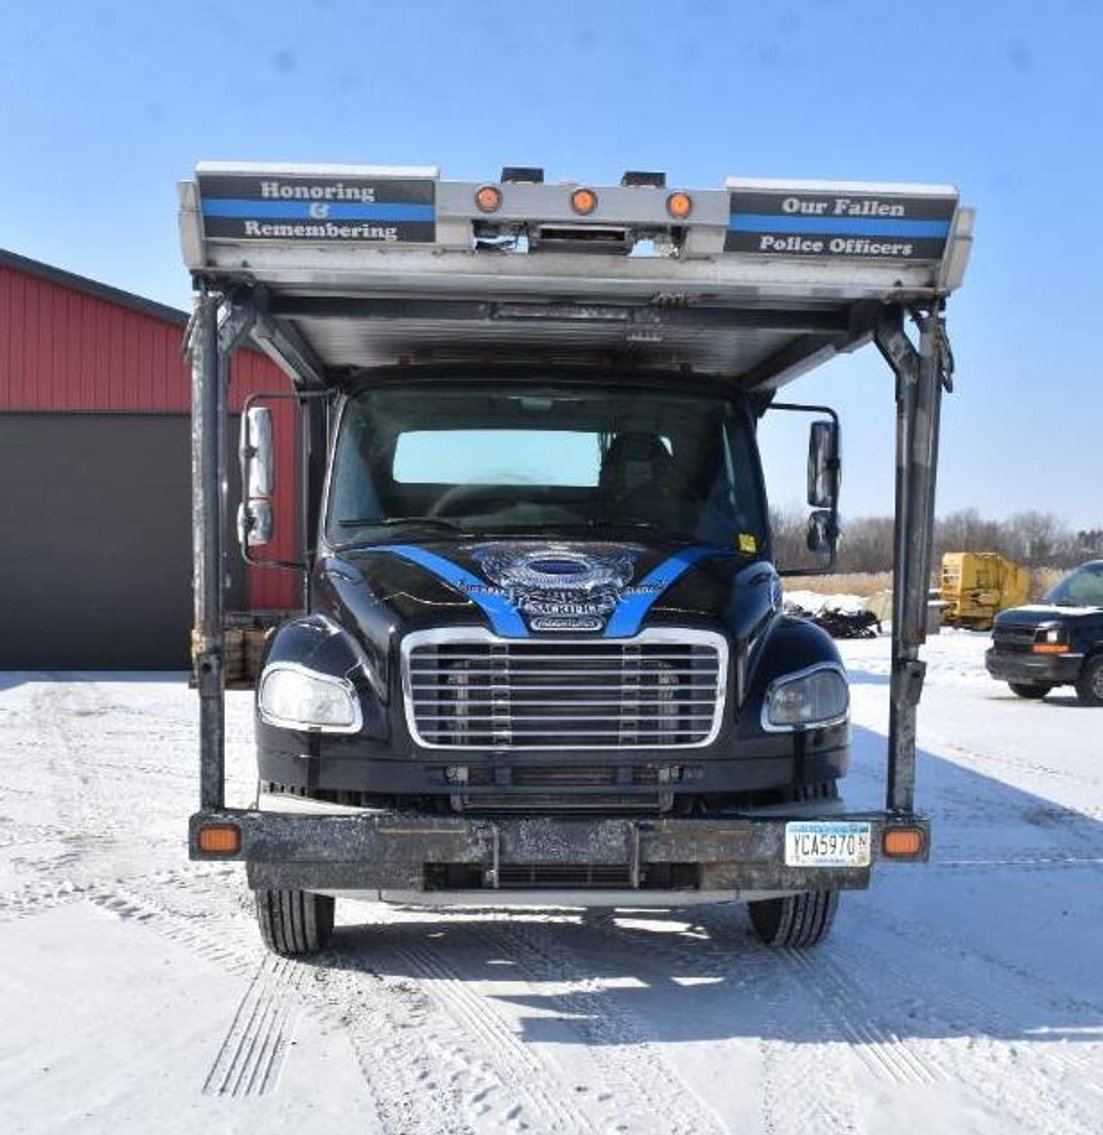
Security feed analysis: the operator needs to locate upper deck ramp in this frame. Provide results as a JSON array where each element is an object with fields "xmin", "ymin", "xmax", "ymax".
[{"xmin": 179, "ymin": 164, "xmax": 973, "ymax": 389}]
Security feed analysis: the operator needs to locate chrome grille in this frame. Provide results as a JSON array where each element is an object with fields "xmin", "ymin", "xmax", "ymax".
[
  {"xmin": 992, "ymin": 625, "xmax": 1037, "ymax": 653},
  {"xmin": 402, "ymin": 628, "xmax": 727, "ymax": 749}
]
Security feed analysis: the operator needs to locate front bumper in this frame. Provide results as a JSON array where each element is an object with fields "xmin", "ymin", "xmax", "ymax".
[
  {"xmin": 985, "ymin": 648, "xmax": 1082, "ymax": 685},
  {"xmin": 189, "ymin": 807, "xmax": 928, "ymax": 899}
]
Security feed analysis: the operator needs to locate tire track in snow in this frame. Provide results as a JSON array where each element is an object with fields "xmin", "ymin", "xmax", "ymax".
[
  {"xmin": 32, "ymin": 681, "xmax": 123, "ymax": 864},
  {"xmin": 0, "ymin": 863, "xmax": 240, "ymax": 925},
  {"xmin": 202, "ymin": 956, "xmax": 302, "ymax": 1097},
  {"xmin": 89, "ymin": 882, "xmax": 255, "ymax": 976},
  {"xmin": 785, "ymin": 940, "xmax": 1103, "ymax": 1135},
  {"xmin": 572, "ymin": 906, "xmax": 864, "ymax": 1133},
  {"xmin": 747, "ymin": 954, "xmax": 869, "ymax": 1132},
  {"xmin": 926, "ymin": 852, "xmax": 1103, "ymax": 873},
  {"xmin": 0, "ymin": 879, "xmax": 94, "ymax": 922},
  {"xmin": 781, "ymin": 946, "xmax": 939, "ymax": 1087},
  {"xmin": 941, "ymin": 741, "xmax": 1103, "ymax": 792},
  {"xmin": 307, "ymin": 943, "xmax": 485, "ymax": 1135},
  {"xmin": 844, "ymin": 902, "xmax": 1103, "ymax": 1093},
  {"xmin": 453, "ymin": 914, "xmax": 729, "ymax": 1135},
  {"xmin": 100, "ymin": 873, "xmax": 466, "ymax": 1129},
  {"xmin": 86, "ymin": 876, "xmax": 470, "ymax": 1133},
  {"xmin": 376, "ymin": 922, "xmax": 597, "ymax": 1134},
  {"xmin": 0, "ymin": 820, "xmax": 71, "ymax": 850}
]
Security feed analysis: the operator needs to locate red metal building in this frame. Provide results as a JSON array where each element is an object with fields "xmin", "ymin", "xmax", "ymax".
[{"xmin": 0, "ymin": 248, "xmax": 299, "ymax": 669}]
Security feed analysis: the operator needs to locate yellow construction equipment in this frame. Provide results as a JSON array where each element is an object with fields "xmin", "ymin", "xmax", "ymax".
[{"xmin": 940, "ymin": 552, "xmax": 1030, "ymax": 630}]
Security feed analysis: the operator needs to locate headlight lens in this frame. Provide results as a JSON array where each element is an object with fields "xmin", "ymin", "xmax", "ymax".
[
  {"xmin": 258, "ymin": 664, "xmax": 362, "ymax": 733},
  {"xmin": 763, "ymin": 665, "xmax": 848, "ymax": 731},
  {"xmin": 1036, "ymin": 623, "xmax": 1065, "ymax": 645}
]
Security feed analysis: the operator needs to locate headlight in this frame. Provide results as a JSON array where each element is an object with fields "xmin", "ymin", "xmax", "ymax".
[
  {"xmin": 762, "ymin": 664, "xmax": 848, "ymax": 731},
  {"xmin": 1032, "ymin": 622, "xmax": 1069, "ymax": 654},
  {"xmin": 258, "ymin": 663, "xmax": 363, "ymax": 733}
]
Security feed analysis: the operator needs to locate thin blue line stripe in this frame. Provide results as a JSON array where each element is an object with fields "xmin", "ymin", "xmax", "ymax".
[
  {"xmin": 372, "ymin": 545, "xmax": 528, "ymax": 637},
  {"xmin": 604, "ymin": 546, "xmax": 729, "ymax": 638},
  {"xmin": 202, "ymin": 199, "xmax": 435, "ymax": 222},
  {"xmin": 728, "ymin": 214, "xmax": 950, "ymax": 238}
]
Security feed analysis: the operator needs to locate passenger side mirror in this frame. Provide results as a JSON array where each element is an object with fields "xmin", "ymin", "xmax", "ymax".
[
  {"xmin": 806, "ymin": 509, "xmax": 838, "ymax": 555},
  {"xmin": 807, "ymin": 420, "xmax": 840, "ymax": 509},
  {"xmin": 758, "ymin": 401, "xmax": 842, "ymax": 575},
  {"xmin": 238, "ymin": 405, "xmax": 275, "ymax": 548}
]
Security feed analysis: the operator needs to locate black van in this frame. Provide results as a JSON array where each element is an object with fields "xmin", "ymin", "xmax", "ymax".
[{"xmin": 985, "ymin": 561, "xmax": 1103, "ymax": 705}]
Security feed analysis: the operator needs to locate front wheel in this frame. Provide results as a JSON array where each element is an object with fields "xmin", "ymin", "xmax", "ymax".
[
  {"xmin": 748, "ymin": 779, "xmax": 840, "ymax": 948},
  {"xmin": 254, "ymin": 888, "xmax": 335, "ymax": 956},
  {"xmin": 1009, "ymin": 682, "xmax": 1052, "ymax": 700},
  {"xmin": 748, "ymin": 888, "xmax": 838, "ymax": 948},
  {"xmin": 1075, "ymin": 656, "xmax": 1103, "ymax": 707}
]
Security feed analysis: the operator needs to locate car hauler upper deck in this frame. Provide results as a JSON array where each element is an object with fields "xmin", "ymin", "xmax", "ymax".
[{"xmin": 181, "ymin": 164, "xmax": 973, "ymax": 955}]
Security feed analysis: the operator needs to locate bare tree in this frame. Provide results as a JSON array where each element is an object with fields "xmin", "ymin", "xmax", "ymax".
[
  {"xmin": 766, "ymin": 508, "xmax": 1095, "ymax": 575},
  {"xmin": 768, "ymin": 507, "xmax": 809, "ymax": 570},
  {"xmin": 836, "ymin": 515, "xmax": 895, "ymax": 573}
]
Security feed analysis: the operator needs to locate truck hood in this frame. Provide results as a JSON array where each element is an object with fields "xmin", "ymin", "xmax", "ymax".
[
  {"xmin": 315, "ymin": 537, "xmax": 781, "ymax": 643},
  {"xmin": 994, "ymin": 603, "xmax": 1102, "ymax": 629}
]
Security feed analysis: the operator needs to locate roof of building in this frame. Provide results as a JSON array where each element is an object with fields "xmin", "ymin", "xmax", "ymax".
[{"xmin": 0, "ymin": 247, "xmax": 188, "ymax": 328}]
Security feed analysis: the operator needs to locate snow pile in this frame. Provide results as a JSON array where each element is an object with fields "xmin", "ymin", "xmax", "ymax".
[
  {"xmin": 782, "ymin": 589, "xmax": 871, "ymax": 615},
  {"xmin": 783, "ymin": 590, "xmax": 882, "ymax": 638}
]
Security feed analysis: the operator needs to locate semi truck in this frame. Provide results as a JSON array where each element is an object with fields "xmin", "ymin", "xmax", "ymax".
[{"xmin": 181, "ymin": 163, "xmax": 974, "ymax": 956}]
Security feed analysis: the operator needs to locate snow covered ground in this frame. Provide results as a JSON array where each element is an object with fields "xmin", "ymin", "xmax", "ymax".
[{"xmin": 2, "ymin": 630, "xmax": 1102, "ymax": 1134}]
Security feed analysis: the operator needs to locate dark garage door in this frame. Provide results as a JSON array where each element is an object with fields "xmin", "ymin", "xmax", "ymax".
[{"xmin": 0, "ymin": 414, "xmax": 243, "ymax": 670}]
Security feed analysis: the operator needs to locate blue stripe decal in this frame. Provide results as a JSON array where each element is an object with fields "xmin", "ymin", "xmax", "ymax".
[
  {"xmin": 604, "ymin": 546, "xmax": 730, "ymax": 638},
  {"xmin": 201, "ymin": 199, "xmax": 436, "ymax": 222},
  {"xmin": 728, "ymin": 214, "xmax": 950, "ymax": 238},
  {"xmin": 372, "ymin": 545, "xmax": 528, "ymax": 637}
]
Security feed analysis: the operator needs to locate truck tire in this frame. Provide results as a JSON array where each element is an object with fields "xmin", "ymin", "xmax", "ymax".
[
  {"xmin": 1009, "ymin": 682, "xmax": 1052, "ymax": 699},
  {"xmin": 748, "ymin": 887, "xmax": 838, "ymax": 948},
  {"xmin": 747, "ymin": 779, "xmax": 839, "ymax": 948},
  {"xmin": 1075, "ymin": 656, "xmax": 1103, "ymax": 707},
  {"xmin": 254, "ymin": 888, "xmax": 335, "ymax": 956}
]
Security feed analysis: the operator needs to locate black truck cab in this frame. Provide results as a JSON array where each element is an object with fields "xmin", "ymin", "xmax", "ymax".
[{"xmin": 256, "ymin": 370, "xmax": 849, "ymax": 817}]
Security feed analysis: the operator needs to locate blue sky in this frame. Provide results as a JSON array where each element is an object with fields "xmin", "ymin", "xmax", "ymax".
[{"xmin": 3, "ymin": 0, "xmax": 1100, "ymax": 528}]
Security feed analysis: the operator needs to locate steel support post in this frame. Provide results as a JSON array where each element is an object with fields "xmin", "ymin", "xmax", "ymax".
[
  {"xmin": 877, "ymin": 305, "xmax": 948, "ymax": 814},
  {"xmin": 190, "ymin": 285, "xmax": 226, "ymax": 810}
]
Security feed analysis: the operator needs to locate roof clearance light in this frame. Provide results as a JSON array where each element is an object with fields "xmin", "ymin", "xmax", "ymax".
[
  {"xmin": 622, "ymin": 170, "xmax": 666, "ymax": 188},
  {"xmin": 667, "ymin": 191, "xmax": 693, "ymax": 220},
  {"xmin": 501, "ymin": 166, "xmax": 544, "ymax": 184},
  {"xmin": 475, "ymin": 185, "xmax": 503, "ymax": 214},
  {"xmin": 570, "ymin": 188, "xmax": 598, "ymax": 216}
]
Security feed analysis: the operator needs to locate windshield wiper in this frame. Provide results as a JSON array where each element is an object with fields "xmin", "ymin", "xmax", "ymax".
[
  {"xmin": 566, "ymin": 518, "xmax": 701, "ymax": 541},
  {"xmin": 338, "ymin": 516, "xmax": 467, "ymax": 531}
]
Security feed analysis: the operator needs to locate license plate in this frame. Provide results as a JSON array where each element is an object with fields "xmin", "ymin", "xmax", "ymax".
[{"xmin": 785, "ymin": 821, "xmax": 872, "ymax": 867}]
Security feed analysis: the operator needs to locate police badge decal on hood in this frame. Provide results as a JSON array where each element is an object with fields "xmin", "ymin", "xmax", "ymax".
[{"xmin": 475, "ymin": 544, "xmax": 637, "ymax": 632}]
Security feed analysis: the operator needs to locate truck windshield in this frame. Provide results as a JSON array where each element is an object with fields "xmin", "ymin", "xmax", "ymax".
[
  {"xmin": 1045, "ymin": 563, "xmax": 1103, "ymax": 608},
  {"xmin": 326, "ymin": 382, "xmax": 766, "ymax": 550}
]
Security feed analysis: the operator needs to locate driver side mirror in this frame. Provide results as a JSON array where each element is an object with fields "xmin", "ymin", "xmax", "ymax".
[{"xmin": 238, "ymin": 406, "xmax": 274, "ymax": 548}]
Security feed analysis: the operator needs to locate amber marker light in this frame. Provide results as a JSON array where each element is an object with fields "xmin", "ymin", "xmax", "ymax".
[
  {"xmin": 666, "ymin": 191, "xmax": 693, "ymax": 220},
  {"xmin": 474, "ymin": 184, "xmax": 503, "ymax": 213},
  {"xmin": 197, "ymin": 824, "xmax": 242, "ymax": 854},
  {"xmin": 1032, "ymin": 643, "xmax": 1068, "ymax": 654},
  {"xmin": 882, "ymin": 827, "xmax": 925, "ymax": 859},
  {"xmin": 570, "ymin": 187, "xmax": 598, "ymax": 215}
]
